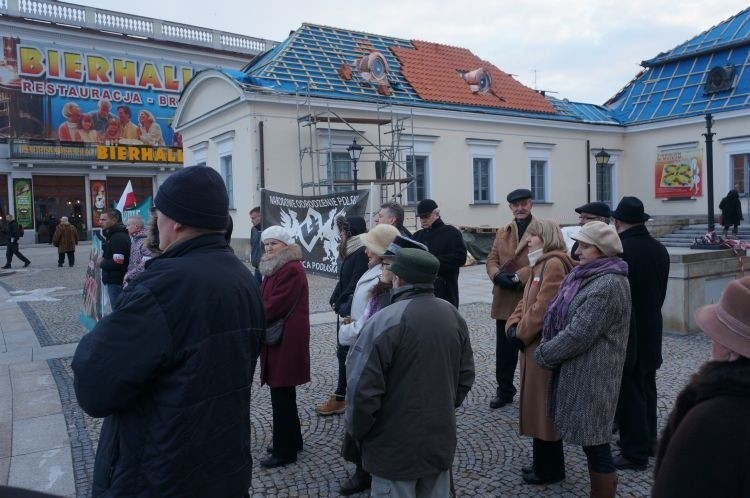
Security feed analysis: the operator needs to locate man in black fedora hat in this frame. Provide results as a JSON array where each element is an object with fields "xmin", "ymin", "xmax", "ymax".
[
  {"xmin": 412, "ymin": 199, "xmax": 467, "ymax": 308},
  {"xmin": 571, "ymin": 201, "xmax": 611, "ymax": 261},
  {"xmin": 485, "ymin": 188, "xmax": 541, "ymax": 409},
  {"xmin": 610, "ymin": 196, "xmax": 670, "ymax": 471}
]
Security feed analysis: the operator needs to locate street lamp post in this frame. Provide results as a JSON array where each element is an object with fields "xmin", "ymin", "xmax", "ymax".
[
  {"xmin": 704, "ymin": 114, "xmax": 716, "ymax": 233},
  {"xmin": 347, "ymin": 139, "xmax": 363, "ymax": 191}
]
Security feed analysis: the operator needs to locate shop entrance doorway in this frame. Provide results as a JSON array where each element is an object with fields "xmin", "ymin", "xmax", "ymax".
[{"xmin": 33, "ymin": 175, "xmax": 86, "ymax": 243}]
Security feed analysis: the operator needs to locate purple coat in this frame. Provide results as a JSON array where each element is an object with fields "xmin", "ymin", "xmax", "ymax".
[{"xmin": 259, "ymin": 244, "xmax": 311, "ymax": 388}]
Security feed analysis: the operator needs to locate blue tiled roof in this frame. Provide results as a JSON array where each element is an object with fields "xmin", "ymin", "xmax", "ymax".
[
  {"xmin": 235, "ymin": 23, "xmax": 619, "ymax": 125},
  {"xmin": 607, "ymin": 7, "xmax": 750, "ymax": 125},
  {"xmin": 548, "ymin": 98, "xmax": 620, "ymax": 125},
  {"xmin": 243, "ymin": 24, "xmax": 420, "ymax": 103}
]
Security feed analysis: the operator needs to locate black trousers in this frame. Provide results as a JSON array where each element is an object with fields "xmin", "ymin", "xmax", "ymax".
[
  {"xmin": 616, "ymin": 368, "xmax": 657, "ymax": 464},
  {"xmin": 5, "ymin": 243, "xmax": 30, "ymax": 266},
  {"xmin": 496, "ymin": 319, "xmax": 519, "ymax": 400},
  {"xmin": 335, "ymin": 323, "xmax": 349, "ymax": 399},
  {"xmin": 532, "ymin": 438, "xmax": 565, "ymax": 480},
  {"xmin": 58, "ymin": 251, "xmax": 75, "ymax": 266},
  {"xmin": 270, "ymin": 386, "xmax": 302, "ymax": 459}
]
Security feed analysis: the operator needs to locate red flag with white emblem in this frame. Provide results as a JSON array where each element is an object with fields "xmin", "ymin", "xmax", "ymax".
[{"xmin": 116, "ymin": 181, "xmax": 136, "ymax": 213}]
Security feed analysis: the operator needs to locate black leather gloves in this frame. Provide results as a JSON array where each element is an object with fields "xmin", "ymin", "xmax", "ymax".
[
  {"xmin": 507, "ymin": 325, "xmax": 525, "ymax": 351},
  {"xmin": 494, "ymin": 272, "xmax": 521, "ymax": 290}
]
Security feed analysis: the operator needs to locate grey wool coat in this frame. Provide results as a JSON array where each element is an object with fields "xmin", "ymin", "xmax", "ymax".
[{"xmin": 534, "ymin": 272, "xmax": 631, "ymax": 446}]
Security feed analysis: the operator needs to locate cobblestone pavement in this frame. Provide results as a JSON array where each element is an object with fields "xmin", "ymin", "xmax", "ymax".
[{"xmin": 0, "ymin": 243, "xmax": 712, "ymax": 497}]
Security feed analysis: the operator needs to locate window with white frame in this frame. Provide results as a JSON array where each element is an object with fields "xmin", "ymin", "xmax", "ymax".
[
  {"xmin": 406, "ymin": 155, "xmax": 428, "ymax": 204},
  {"xmin": 466, "ymin": 138, "xmax": 501, "ymax": 204},
  {"xmin": 220, "ymin": 155, "xmax": 234, "ymax": 209},
  {"xmin": 473, "ymin": 157, "xmax": 492, "ymax": 203},
  {"xmin": 530, "ymin": 160, "xmax": 547, "ymax": 202},
  {"xmin": 189, "ymin": 141, "xmax": 208, "ymax": 166},
  {"xmin": 722, "ymin": 137, "xmax": 750, "ymax": 198},
  {"xmin": 214, "ymin": 132, "xmax": 235, "ymax": 209},
  {"xmin": 525, "ymin": 142, "xmax": 555, "ymax": 203},
  {"xmin": 596, "ymin": 163, "xmax": 614, "ymax": 208},
  {"xmin": 329, "ymin": 152, "xmax": 352, "ymax": 193},
  {"xmin": 404, "ymin": 135, "xmax": 437, "ymax": 205}
]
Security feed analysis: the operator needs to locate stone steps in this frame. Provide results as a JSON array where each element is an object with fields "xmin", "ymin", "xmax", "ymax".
[{"xmin": 657, "ymin": 224, "xmax": 749, "ymax": 247}]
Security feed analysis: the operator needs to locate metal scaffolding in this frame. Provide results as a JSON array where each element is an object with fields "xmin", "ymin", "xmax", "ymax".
[{"xmin": 296, "ymin": 86, "xmax": 415, "ymax": 207}]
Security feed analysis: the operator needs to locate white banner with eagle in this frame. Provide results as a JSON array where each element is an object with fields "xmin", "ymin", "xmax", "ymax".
[{"xmin": 261, "ymin": 189, "xmax": 370, "ymax": 277}]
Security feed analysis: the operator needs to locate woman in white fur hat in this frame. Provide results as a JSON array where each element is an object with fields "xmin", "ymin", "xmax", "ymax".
[{"xmin": 258, "ymin": 225, "xmax": 310, "ymax": 468}]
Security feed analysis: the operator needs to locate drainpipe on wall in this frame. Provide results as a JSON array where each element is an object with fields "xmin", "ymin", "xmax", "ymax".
[
  {"xmin": 258, "ymin": 121, "xmax": 265, "ymax": 189},
  {"xmin": 586, "ymin": 139, "xmax": 591, "ymax": 203}
]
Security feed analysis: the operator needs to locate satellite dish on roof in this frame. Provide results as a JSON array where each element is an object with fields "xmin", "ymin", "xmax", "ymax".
[
  {"xmin": 460, "ymin": 67, "xmax": 492, "ymax": 94},
  {"xmin": 357, "ymin": 52, "xmax": 389, "ymax": 83}
]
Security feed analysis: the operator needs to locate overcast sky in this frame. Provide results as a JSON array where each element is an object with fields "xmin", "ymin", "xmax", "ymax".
[{"xmin": 73, "ymin": 0, "xmax": 749, "ymax": 104}]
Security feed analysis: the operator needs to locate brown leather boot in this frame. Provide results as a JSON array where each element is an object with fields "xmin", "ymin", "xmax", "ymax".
[
  {"xmin": 590, "ymin": 471, "xmax": 617, "ymax": 498},
  {"xmin": 314, "ymin": 394, "xmax": 345, "ymax": 415}
]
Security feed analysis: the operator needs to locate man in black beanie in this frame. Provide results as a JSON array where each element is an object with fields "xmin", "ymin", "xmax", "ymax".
[{"xmin": 72, "ymin": 166, "xmax": 265, "ymax": 496}]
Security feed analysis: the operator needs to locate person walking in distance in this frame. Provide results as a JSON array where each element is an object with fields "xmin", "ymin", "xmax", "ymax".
[
  {"xmin": 2, "ymin": 214, "xmax": 31, "ymax": 269},
  {"xmin": 486, "ymin": 188, "xmax": 540, "ymax": 409},
  {"xmin": 52, "ymin": 216, "xmax": 78, "ymax": 267}
]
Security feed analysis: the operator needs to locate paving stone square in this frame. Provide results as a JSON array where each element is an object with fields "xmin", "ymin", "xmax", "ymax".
[{"xmin": 0, "ymin": 243, "xmax": 714, "ymax": 496}]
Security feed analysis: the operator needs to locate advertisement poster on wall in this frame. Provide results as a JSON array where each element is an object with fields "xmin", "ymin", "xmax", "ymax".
[
  {"xmin": 0, "ymin": 35, "xmax": 211, "ymax": 146},
  {"xmin": 654, "ymin": 149, "xmax": 703, "ymax": 199},
  {"xmin": 261, "ymin": 189, "xmax": 370, "ymax": 277},
  {"xmin": 90, "ymin": 180, "xmax": 107, "ymax": 228},
  {"xmin": 12, "ymin": 178, "xmax": 33, "ymax": 228}
]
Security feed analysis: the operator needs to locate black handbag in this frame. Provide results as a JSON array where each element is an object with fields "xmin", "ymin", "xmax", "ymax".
[{"xmin": 264, "ymin": 292, "xmax": 301, "ymax": 345}]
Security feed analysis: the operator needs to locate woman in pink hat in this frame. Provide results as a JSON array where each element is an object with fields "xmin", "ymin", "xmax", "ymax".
[{"xmin": 653, "ymin": 277, "xmax": 750, "ymax": 497}]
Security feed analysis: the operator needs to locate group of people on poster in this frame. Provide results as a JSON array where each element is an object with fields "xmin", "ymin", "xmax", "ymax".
[{"xmin": 57, "ymin": 98, "xmax": 166, "ymax": 146}]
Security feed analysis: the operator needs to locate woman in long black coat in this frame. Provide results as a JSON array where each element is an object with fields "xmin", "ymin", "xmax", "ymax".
[
  {"xmin": 719, "ymin": 189, "xmax": 743, "ymax": 238},
  {"xmin": 315, "ymin": 215, "xmax": 368, "ymax": 416}
]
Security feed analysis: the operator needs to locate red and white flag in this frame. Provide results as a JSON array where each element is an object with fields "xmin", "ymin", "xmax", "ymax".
[{"xmin": 116, "ymin": 180, "xmax": 136, "ymax": 213}]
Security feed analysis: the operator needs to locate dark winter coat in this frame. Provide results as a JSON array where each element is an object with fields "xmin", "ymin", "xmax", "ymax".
[
  {"xmin": 653, "ymin": 358, "xmax": 750, "ymax": 498},
  {"xmin": 719, "ymin": 190, "xmax": 743, "ymax": 227},
  {"xmin": 618, "ymin": 224, "xmax": 670, "ymax": 373},
  {"xmin": 6, "ymin": 219, "xmax": 22, "ymax": 244},
  {"xmin": 250, "ymin": 223, "xmax": 262, "ymax": 267},
  {"xmin": 72, "ymin": 233, "xmax": 265, "ymax": 497},
  {"xmin": 52, "ymin": 223, "xmax": 78, "ymax": 253},
  {"xmin": 100, "ymin": 224, "xmax": 131, "ymax": 285},
  {"xmin": 413, "ymin": 218, "xmax": 466, "ymax": 307},
  {"xmin": 346, "ymin": 284, "xmax": 475, "ymax": 480},
  {"xmin": 330, "ymin": 243, "xmax": 369, "ymax": 317},
  {"xmin": 259, "ymin": 243, "xmax": 311, "ymax": 388}
]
